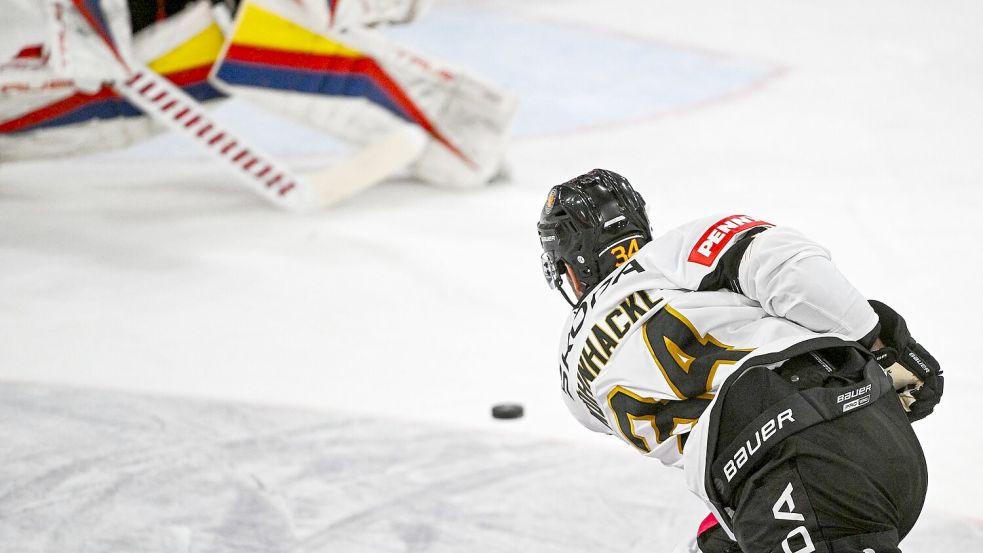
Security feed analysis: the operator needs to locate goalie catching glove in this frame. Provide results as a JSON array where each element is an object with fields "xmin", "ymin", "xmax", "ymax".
[{"xmin": 868, "ymin": 300, "xmax": 943, "ymax": 422}]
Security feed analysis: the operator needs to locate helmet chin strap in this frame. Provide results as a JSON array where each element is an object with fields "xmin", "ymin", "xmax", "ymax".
[
  {"xmin": 556, "ymin": 271, "xmax": 582, "ymax": 308},
  {"xmin": 558, "ymin": 285, "xmax": 577, "ymax": 308},
  {"xmin": 556, "ymin": 264, "xmax": 585, "ymax": 308}
]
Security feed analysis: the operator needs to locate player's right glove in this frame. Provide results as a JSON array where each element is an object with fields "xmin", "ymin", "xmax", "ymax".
[{"xmin": 868, "ymin": 300, "xmax": 944, "ymax": 422}]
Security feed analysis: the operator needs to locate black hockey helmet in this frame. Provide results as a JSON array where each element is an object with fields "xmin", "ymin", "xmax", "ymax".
[{"xmin": 537, "ymin": 169, "xmax": 652, "ymax": 305}]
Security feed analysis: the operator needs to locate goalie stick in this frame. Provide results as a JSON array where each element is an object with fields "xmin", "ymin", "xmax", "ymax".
[
  {"xmin": 71, "ymin": 0, "xmax": 425, "ymax": 211},
  {"xmin": 117, "ymin": 67, "xmax": 425, "ymax": 210},
  {"xmin": 118, "ymin": 67, "xmax": 311, "ymax": 209}
]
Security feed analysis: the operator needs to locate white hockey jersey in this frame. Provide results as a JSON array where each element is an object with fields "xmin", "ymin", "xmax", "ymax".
[{"xmin": 555, "ymin": 214, "xmax": 879, "ymax": 472}]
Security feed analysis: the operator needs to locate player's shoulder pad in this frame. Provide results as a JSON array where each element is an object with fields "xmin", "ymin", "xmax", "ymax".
[{"xmin": 684, "ymin": 214, "xmax": 773, "ymax": 267}]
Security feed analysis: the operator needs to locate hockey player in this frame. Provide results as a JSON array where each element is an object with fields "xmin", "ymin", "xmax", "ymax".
[{"xmin": 536, "ymin": 169, "xmax": 943, "ymax": 553}]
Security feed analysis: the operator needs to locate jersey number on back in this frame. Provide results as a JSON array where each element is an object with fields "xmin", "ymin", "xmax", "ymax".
[{"xmin": 608, "ymin": 305, "xmax": 752, "ymax": 453}]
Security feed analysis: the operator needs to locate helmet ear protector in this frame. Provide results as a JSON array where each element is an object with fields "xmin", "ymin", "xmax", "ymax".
[{"xmin": 537, "ymin": 169, "xmax": 652, "ymax": 306}]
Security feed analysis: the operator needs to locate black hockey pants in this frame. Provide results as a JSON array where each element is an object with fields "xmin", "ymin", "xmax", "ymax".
[{"xmin": 715, "ymin": 347, "xmax": 928, "ymax": 553}]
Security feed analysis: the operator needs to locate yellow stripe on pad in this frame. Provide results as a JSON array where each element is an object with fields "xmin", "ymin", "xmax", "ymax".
[
  {"xmin": 148, "ymin": 23, "xmax": 225, "ymax": 74},
  {"xmin": 231, "ymin": 1, "xmax": 362, "ymax": 58}
]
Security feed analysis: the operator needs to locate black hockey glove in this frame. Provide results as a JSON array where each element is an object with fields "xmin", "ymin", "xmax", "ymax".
[{"xmin": 868, "ymin": 300, "xmax": 943, "ymax": 422}]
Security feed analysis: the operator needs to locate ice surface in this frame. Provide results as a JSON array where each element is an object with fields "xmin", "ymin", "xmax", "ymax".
[
  {"xmin": 383, "ymin": 8, "xmax": 777, "ymax": 136},
  {"xmin": 0, "ymin": 383, "xmax": 707, "ymax": 552},
  {"xmin": 1, "ymin": 0, "xmax": 982, "ymax": 550},
  {"xmin": 2, "ymin": 383, "xmax": 979, "ymax": 552}
]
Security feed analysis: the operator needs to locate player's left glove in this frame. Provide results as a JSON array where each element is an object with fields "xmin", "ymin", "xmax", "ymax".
[{"xmin": 868, "ymin": 300, "xmax": 943, "ymax": 422}]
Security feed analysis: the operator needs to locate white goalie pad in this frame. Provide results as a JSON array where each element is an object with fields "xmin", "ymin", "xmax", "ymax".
[
  {"xmin": 405, "ymin": 67, "xmax": 517, "ymax": 188},
  {"xmin": 0, "ymin": 0, "xmax": 140, "ymax": 161},
  {"xmin": 349, "ymin": 27, "xmax": 518, "ymax": 188},
  {"xmin": 212, "ymin": 0, "xmax": 518, "ymax": 188},
  {"xmin": 0, "ymin": 0, "xmax": 228, "ymax": 163},
  {"xmin": 337, "ymin": 27, "xmax": 518, "ymax": 188},
  {"xmin": 0, "ymin": 0, "xmax": 131, "ymax": 95},
  {"xmin": 0, "ymin": 114, "xmax": 160, "ymax": 162}
]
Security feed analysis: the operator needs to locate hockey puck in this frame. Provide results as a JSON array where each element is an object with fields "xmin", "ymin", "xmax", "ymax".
[{"xmin": 491, "ymin": 403, "xmax": 524, "ymax": 420}]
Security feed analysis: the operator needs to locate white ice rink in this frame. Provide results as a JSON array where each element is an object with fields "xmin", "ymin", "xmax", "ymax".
[{"xmin": 1, "ymin": 0, "xmax": 982, "ymax": 550}]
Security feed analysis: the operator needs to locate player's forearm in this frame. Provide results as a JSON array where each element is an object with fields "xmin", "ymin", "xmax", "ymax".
[{"xmin": 737, "ymin": 227, "xmax": 878, "ymax": 339}]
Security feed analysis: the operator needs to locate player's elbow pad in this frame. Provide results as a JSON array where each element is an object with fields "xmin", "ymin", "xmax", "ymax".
[
  {"xmin": 754, "ymin": 258, "xmax": 840, "ymax": 327},
  {"xmin": 739, "ymin": 229, "xmax": 876, "ymax": 337},
  {"xmin": 738, "ymin": 227, "xmax": 831, "ymax": 311}
]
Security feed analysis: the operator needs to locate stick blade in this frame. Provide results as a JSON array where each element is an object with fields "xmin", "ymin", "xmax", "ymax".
[{"xmin": 307, "ymin": 125, "xmax": 426, "ymax": 208}]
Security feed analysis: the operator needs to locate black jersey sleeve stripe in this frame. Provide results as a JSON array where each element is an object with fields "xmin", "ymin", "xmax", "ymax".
[
  {"xmin": 857, "ymin": 321, "xmax": 882, "ymax": 350},
  {"xmin": 697, "ymin": 226, "xmax": 772, "ymax": 293}
]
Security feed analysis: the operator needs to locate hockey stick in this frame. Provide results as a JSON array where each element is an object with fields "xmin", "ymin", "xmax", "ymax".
[
  {"xmin": 306, "ymin": 123, "xmax": 425, "ymax": 206},
  {"xmin": 119, "ymin": 66, "xmax": 426, "ymax": 210}
]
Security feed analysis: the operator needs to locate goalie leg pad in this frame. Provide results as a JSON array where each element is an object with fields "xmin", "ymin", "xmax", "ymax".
[
  {"xmin": 1, "ymin": 0, "xmax": 226, "ymax": 161},
  {"xmin": 212, "ymin": 0, "xmax": 518, "ymax": 188}
]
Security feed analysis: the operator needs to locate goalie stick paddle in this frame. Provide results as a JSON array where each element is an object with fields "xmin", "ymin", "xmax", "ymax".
[{"xmin": 308, "ymin": 124, "xmax": 426, "ymax": 206}]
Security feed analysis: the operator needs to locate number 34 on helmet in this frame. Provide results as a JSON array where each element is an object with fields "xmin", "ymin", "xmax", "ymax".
[{"xmin": 537, "ymin": 169, "xmax": 653, "ymax": 306}]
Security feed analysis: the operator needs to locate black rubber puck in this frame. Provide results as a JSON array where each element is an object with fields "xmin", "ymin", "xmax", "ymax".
[{"xmin": 491, "ymin": 403, "xmax": 524, "ymax": 420}]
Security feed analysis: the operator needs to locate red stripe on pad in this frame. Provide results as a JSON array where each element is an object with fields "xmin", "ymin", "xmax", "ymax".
[
  {"xmin": 70, "ymin": 0, "xmax": 128, "ymax": 69},
  {"xmin": 328, "ymin": 0, "xmax": 337, "ymax": 25},
  {"xmin": 0, "ymin": 86, "xmax": 117, "ymax": 133},
  {"xmin": 161, "ymin": 64, "xmax": 213, "ymax": 87},
  {"xmin": 225, "ymin": 44, "xmax": 371, "ymax": 73},
  {"xmin": 15, "ymin": 45, "xmax": 44, "ymax": 59}
]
